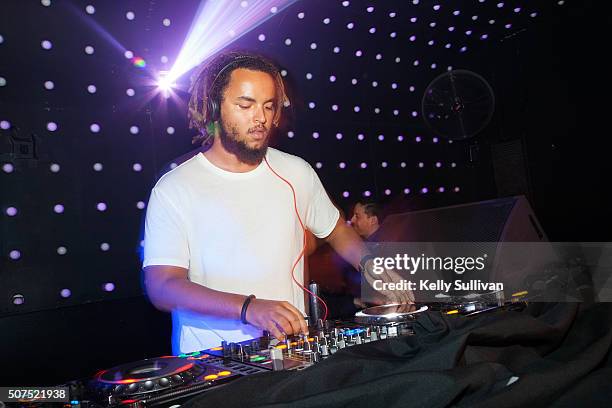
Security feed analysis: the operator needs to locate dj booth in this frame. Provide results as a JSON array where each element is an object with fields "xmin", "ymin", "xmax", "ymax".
[
  {"xmin": 13, "ymin": 301, "xmax": 611, "ymax": 408},
  {"xmin": 5, "ymin": 197, "xmax": 612, "ymax": 407}
]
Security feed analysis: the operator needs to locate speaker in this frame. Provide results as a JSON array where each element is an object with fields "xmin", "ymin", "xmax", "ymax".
[
  {"xmin": 376, "ymin": 195, "xmax": 547, "ymax": 242},
  {"xmin": 374, "ymin": 196, "xmax": 555, "ymax": 298}
]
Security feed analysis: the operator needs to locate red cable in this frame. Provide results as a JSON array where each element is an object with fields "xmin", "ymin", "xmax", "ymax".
[{"xmin": 264, "ymin": 156, "xmax": 329, "ymax": 322}]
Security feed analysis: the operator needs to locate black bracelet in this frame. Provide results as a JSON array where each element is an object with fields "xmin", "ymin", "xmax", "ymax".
[
  {"xmin": 240, "ymin": 294, "xmax": 256, "ymax": 325},
  {"xmin": 359, "ymin": 254, "xmax": 376, "ymax": 272}
]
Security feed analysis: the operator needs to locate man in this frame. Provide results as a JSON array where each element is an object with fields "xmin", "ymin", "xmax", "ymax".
[
  {"xmin": 143, "ymin": 52, "xmax": 410, "ymax": 354},
  {"xmin": 350, "ymin": 200, "xmax": 382, "ymax": 241}
]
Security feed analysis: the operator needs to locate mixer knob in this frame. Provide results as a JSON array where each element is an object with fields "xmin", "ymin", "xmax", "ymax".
[
  {"xmin": 270, "ymin": 347, "xmax": 284, "ymax": 371},
  {"xmin": 173, "ymin": 374, "xmax": 183, "ymax": 382},
  {"xmin": 159, "ymin": 378, "xmax": 169, "ymax": 387},
  {"xmin": 356, "ymin": 335, "xmax": 363, "ymax": 345},
  {"xmin": 337, "ymin": 339, "xmax": 346, "ymax": 349},
  {"xmin": 144, "ymin": 381, "xmax": 154, "ymax": 390},
  {"xmin": 320, "ymin": 344, "xmax": 329, "ymax": 357},
  {"xmin": 251, "ymin": 340, "xmax": 259, "ymax": 350},
  {"xmin": 313, "ymin": 352, "xmax": 321, "ymax": 363},
  {"xmin": 127, "ymin": 383, "xmax": 139, "ymax": 392},
  {"xmin": 113, "ymin": 385, "xmax": 124, "ymax": 394},
  {"xmin": 370, "ymin": 331, "xmax": 378, "ymax": 341}
]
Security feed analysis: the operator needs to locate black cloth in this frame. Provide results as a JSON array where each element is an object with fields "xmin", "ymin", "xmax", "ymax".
[{"xmin": 183, "ymin": 303, "xmax": 612, "ymax": 408}]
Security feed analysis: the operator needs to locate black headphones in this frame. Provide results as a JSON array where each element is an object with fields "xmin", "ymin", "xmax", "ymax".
[
  {"xmin": 206, "ymin": 55, "xmax": 258, "ymax": 123},
  {"xmin": 204, "ymin": 54, "xmax": 289, "ymax": 129}
]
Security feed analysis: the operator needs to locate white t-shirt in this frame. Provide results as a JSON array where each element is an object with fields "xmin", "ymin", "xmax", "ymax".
[{"xmin": 143, "ymin": 147, "xmax": 339, "ymax": 353}]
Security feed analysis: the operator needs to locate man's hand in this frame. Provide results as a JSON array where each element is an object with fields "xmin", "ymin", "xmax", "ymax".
[
  {"xmin": 245, "ymin": 299, "xmax": 308, "ymax": 340},
  {"xmin": 363, "ymin": 262, "xmax": 415, "ymax": 305}
]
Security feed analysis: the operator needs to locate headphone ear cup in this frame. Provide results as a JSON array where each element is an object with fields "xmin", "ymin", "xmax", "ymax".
[{"xmin": 207, "ymin": 98, "xmax": 218, "ymax": 122}]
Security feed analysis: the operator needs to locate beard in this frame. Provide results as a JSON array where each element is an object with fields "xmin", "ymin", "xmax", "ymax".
[{"xmin": 218, "ymin": 120, "xmax": 269, "ymax": 166}]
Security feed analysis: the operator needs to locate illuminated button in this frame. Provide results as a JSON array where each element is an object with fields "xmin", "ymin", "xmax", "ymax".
[
  {"xmin": 446, "ymin": 310, "xmax": 459, "ymax": 315},
  {"xmin": 209, "ymin": 346, "xmax": 223, "ymax": 351},
  {"xmin": 276, "ymin": 344, "xmax": 287, "ymax": 349},
  {"xmin": 204, "ymin": 374, "xmax": 218, "ymax": 381},
  {"xmin": 250, "ymin": 356, "xmax": 267, "ymax": 362},
  {"xmin": 217, "ymin": 371, "xmax": 231, "ymax": 376}
]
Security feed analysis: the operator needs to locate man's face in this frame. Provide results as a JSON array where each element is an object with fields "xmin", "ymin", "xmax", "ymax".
[
  {"xmin": 218, "ymin": 68, "xmax": 277, "ymax": 165},
  {"xmin": 350, "ymin": 203, "xmax": 374, "ymax": 238}
]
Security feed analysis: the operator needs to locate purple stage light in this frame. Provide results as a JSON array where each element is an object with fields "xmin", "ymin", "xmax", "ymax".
[
  {"xmin": 6, "ymin": 207, "xmax": 17, "ymax": 216},
  {"xmin": 103, "ymin": 282, "xmax": 115, "ymax": 292},
  {"xmin": 166, "ymin": 0, "xmax": 298, "ymax": 84},
  {"xmin": 60, "ymin": 288, "xmax": 71, "ymax": 298}
]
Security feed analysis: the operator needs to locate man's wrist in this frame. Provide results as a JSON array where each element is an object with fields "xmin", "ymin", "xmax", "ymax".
[
  {"xmin": 240, "ymin": 294, "xmax": 256, "ymax": 324},
  {"xmin": 359, "ymin": 254, "xmax": 376, "ymax": 274}
]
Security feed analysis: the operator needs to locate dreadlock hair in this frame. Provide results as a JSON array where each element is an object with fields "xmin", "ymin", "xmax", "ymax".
[{"xmin": 187, "ymin": 51, "xmax": 289, "ymax": 146}]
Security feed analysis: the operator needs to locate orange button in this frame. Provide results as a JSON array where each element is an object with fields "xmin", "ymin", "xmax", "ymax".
[
  {"xmin": 218, "ymin": 371, "xmax": 231, "ymax": 376},
  {"xmin": 204, "ymin": 374, "xmax": 218, "ymax": 381},
  {"xmin": 209, "ymin": 346, "xmax": 223, "ymax": 351},
  {"xmin": 276, "ymin": 344, "xmax": 287, "ymax": 349}
]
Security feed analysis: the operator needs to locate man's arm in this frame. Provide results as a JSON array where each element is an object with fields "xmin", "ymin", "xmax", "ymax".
[
  {"xmin": 323, "ymin": 217, "xmax": 414, "ymax": 304},
  {"xmin": 144, "ymin": 265, "xmax": 308, "ymax": 340},
  {"xmin": 323, "ymin": 217, "xmax": 368, "ymax": 270}
]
